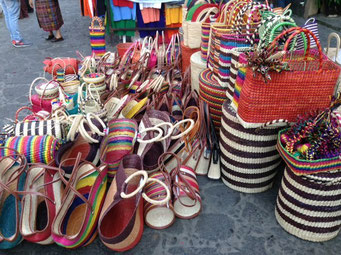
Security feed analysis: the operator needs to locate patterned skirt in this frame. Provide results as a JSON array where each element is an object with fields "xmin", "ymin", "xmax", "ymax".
[{"xmin": 35, "ymin": 0, "xmax": 64, "ymax": 31}]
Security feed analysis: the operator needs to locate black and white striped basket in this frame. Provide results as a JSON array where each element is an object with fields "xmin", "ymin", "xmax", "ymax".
[
  {"xmin": 219, "ymin": 101, "xmax": 282, "ymax": 193},
  {"xmin": 275, "ymin": 167, "xmax": 341, "ymax": 242}
]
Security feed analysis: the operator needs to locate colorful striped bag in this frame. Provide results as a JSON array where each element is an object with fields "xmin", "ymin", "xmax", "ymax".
[{"xmin": 89, "ymin": 16, "xmax": 106, "ymax": 58}]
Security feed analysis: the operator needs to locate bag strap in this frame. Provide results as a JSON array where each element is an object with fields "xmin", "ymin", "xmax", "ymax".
[{"xmin": 326, "ymin": 32, "xmax": 341, "ymax": 62}]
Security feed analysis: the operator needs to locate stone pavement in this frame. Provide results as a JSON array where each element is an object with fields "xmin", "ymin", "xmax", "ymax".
[{"xmin": 0, "ymin": 1, "xmax": 341, "ymax": 255}]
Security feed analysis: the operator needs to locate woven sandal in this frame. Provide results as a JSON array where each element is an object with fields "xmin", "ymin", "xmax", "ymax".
[
  {"xmin": 0, "ymin": 148, "xmax": 27, "ymax": 249},
  {"xmin": 51, "ymin": 153, "xmax": 107, "ymax": 248},
  {"xmin": 19, "ymin": 161, "xmax": 63, "ymax": 244}
]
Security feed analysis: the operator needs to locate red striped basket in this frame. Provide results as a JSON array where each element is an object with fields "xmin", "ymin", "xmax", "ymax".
[{"xmin": 199, "ymin": 68, "xmax": 228, "ymax": 132}]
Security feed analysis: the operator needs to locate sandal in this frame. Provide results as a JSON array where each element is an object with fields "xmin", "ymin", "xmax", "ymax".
[
  {"xmin": 0, "ymin": 148, "xmax": 27, "ymax": 249},
  {"xmin": 20, "ymin": 161, "xmax": 63, "ymax": 244}
]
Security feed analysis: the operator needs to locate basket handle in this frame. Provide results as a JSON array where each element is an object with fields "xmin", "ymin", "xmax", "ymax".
[
  {"xmin": 305, "ymin": 17, "xmax": 316, "ymax": 25},
  {"xmin": 90, "ymin": 16, "xmax": 103, "ymax": 29},
  {"xmin": 283, "ymin": 28, "xmax": 323, "ymax": 70},
  {"xmin": 195, "ymin": 7, "xmax": 218, "ymax": 22},
  {"xmin": 29, "ymin": 77, "xmax": 50, "ymax": 105},
  {"xmin": 326, "ymin": 32, "xmax": 341, "ymax": 62}
]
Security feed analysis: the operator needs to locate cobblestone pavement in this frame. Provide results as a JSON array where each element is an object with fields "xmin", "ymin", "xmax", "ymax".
[{"xmin": 0, "ymin": 1, "xmax": 341, "ymax": 255}]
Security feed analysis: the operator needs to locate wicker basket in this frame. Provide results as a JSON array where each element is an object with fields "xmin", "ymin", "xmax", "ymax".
[
  {"xmin": 181, "ymin": 42, "xmax": 200, "ymax": 74},
  {"xmin": 190, "ymin": 51, "xmax": 206, "ymax": 92},
  {"xmin": 275, "ymin": 167, "xmax": 341, "ymax": 242},
  {"xmin": 220, "ymin": 101, "xmax": 282, "ymax": 193},
  {"xmin": 199, "ymin": 68, "xmax": 228, "ymax": 132}
]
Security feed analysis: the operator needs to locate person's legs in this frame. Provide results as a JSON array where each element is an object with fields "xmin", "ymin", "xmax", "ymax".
[{"xmin": 0, "ymin": 0, "xmax": 22, "ymax": 41}]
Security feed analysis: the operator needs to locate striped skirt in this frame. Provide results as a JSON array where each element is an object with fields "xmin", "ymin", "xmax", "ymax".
[{"xmin": 35, "ymin": 0, "xmax": 63, "ymax": 31}]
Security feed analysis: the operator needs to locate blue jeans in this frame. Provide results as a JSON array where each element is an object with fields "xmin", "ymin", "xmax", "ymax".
[{"xmin": 0, "ymin": 0, "xmax": 22, "ymax": 41}]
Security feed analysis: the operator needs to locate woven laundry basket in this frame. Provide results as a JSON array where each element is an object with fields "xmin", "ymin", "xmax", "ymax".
[
  {"xmin": 181, "ymin": 42, "xmax": 200, "ymax": 74},
  {"xmin": 199, "ymin": 68, "xmax": 228, "ymax": 132},
  {"xmin": 275, "ymin": 167, "xmax": 341, "ymax": 242},
  {"xmin": 219, "ymin": 101, "xmax": 282, "ymax": 193},
  {"xmin": 190, "ymin": 51, "xmax": 206, "ymax": 92}
]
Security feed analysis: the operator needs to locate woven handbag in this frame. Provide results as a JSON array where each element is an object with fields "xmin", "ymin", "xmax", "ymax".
[
  {"xmin": 2, "ymin": 135, "xmax": 60, "ymax": 164},
  {"xmin": 190, "ymin": 51, "xmax": 206, "ymax": 92},
  {"xmin": 275, "ymin": 167, "xmax": 341, "ymax": 242},
  {"xmin": 14, "ymin": 120, "xmax": 66, "ymax": 140},
  {"xmin": 89, "ymin": 16, "xmax": 106, "ymax": 58},
  {"xmin": 237, "ymin": 27, "xmax": 341, "ymax": 128},
  {"xmin": 220, "ymin": 101, "xmax": 282, "ymax": 193},
  {"xmin": 199, "ymin": 68, "xmax": 228, "ymax": 132}
]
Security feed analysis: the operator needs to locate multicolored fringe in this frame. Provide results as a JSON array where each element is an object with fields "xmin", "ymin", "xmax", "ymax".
[
  {"xmin": 2, "ymin": 135, "xmax": 59, "ymax": 164},
  {"xmin": 100, "ymin": 119, "xmax": 137, "ymax": 178},
  {"xmin": 277, "ymin": 129, "xmax": 341, "ymax": 175}
]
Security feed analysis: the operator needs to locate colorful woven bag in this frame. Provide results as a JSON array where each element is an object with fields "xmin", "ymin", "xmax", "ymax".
[
  {"xmin": 237, "ymin": 27, "xmax": 341, "ymax": 128},
  {"xmin": 275, "ymin": 167, "xmax": 341, "ymax": 242},
  {"xmin": 231, "ymin": 51, "xmax": 248, "ymax": 110},
  {"xmin": 220, "ymin": 101, "xmax": 282, "ymax": 193},
  {"xmin": 100, "ymin": 119, "xmax": 137, "ymax": 178},
  {"xmin": 199, "ymin": 68, "xmax": 228, "ymax": 132},
  {"xmin": 2, "ymin": 136, "xmax": 60, "ymax": 164},
  {"xmin": 89, "ymin": 16, "xmax": 106, "ymax": 58}
]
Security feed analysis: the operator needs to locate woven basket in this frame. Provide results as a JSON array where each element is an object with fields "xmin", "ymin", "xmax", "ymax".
[
  {"xmin": 89, "ymin": 17, "xmax": 106, "ymax": 57},
  {"xmin": 190, "ymin": 51, "xmax": 206, "ymax": 92},
  {"xmin": 220, "ymin": 101, "xmax": 282, "ymax": 193},
  {"xmin": 231, "ymin": 51, "xmax": 248, "ymax": 110},
  {"xmin": 275, "ymin": 167, "xmax": 341, "ymax": 242},
  {"xmin": 237, "ymin": 28, "xmax": 341, "ymax": 128},
  {"xmin": 199, "ymin": 68, "xmax": 228, "ymax": 132},
  {"xmin": 181, "ymin": 42, "xmax": 200, "ymax": 74}
]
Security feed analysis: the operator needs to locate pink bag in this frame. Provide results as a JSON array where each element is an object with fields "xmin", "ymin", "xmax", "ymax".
[{"xmin": 43, "ymin": 57, "xmax": 79, "ymax": 75}]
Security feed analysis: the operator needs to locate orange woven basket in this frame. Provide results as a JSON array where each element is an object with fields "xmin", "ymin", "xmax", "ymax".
[{"xmin": 237, "ymin": 27, "xmax": 341, "ymax": 127}]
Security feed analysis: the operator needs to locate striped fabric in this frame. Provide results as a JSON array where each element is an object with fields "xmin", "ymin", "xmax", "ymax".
[
  {"xmin": 275, "ymin": 167, "xmax": 341, "ymax": 242},
  {"xmin": 2, "ymin": 136, "xmax": 59, "ymax": 164},
  {"xmin": 100, "ymin": 119, "xmax": 137, "ymax": 178},
  {"xmin": 35, "ymin": 0, "xmax": 64, "ymax": 32},
  {"xmin": 220, "ymin": 101, "xmax": 282, "ymax": 193},
  {"xmin": 297, "ymin": 18, "xmax": 319, "ymax": 50}
]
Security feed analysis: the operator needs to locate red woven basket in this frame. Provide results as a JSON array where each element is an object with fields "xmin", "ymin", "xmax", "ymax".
[
  {"xmin": 237, "ymin": 27, "xmax": 341, "ymax": 127},
  {"xmin": 181, "ymin": 41, "xmax": 200, "ymax": 74}
]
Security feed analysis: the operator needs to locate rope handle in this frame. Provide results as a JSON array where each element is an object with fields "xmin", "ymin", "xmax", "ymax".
[
  {"xmin": 326, "ymin": 32, "xmax": 341, "ymax": 62},
  {"xmin": 90, "ymin": 16, "xmax": 104, "ymax": 29}
]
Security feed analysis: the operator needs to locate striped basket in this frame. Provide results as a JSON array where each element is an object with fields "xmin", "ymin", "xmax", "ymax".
[
  {"xmin": 100, "ymin": 119, "xmax": 137, "ymax": 178},
  {"xmin": 89, "ymin": 17, "xmax": 106, "ymax": 58},
  {"xmin": 231, "ymin": 51, "xmax": 248, "ymax": 110},
  {"xmin": 2, "ymin": 135, "xmax": 60, "ymax": 164},
  {"xmin": 275, "ymin": 167, "xmax": 341, "ymax": 242},
  {"xmin": 199, "ymin": 68, "xmax": 228, "ymax": 132},
  {"xmin": 200, "ymin": 22, "xmax": 211, "ymax": 61},
  {"xmin": 219, "ymin": 101, "xmax": 282, "ymax": 193}
]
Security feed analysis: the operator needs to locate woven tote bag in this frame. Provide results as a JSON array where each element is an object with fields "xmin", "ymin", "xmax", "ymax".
[
  {"xmin": 237, "ymin": 27, "xmax": 341, "ymax": 128},
  {"xmin": 199, "ymin": 68, "xmax": 228, "ymax": 132},
  {"xmin": 220, "ymin": 101, "xmax": 282, "ymax": 193},
  {"xmin": 89, "ymin": 16, "xmax": 106, "ymax": 58},
  {"xmin": 190, "ymin": 51, "xmax": 206, "ymax": 92},
  {"xmin": 275, "ymin": 167, "xmax": 341, "ymax": 242}
]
